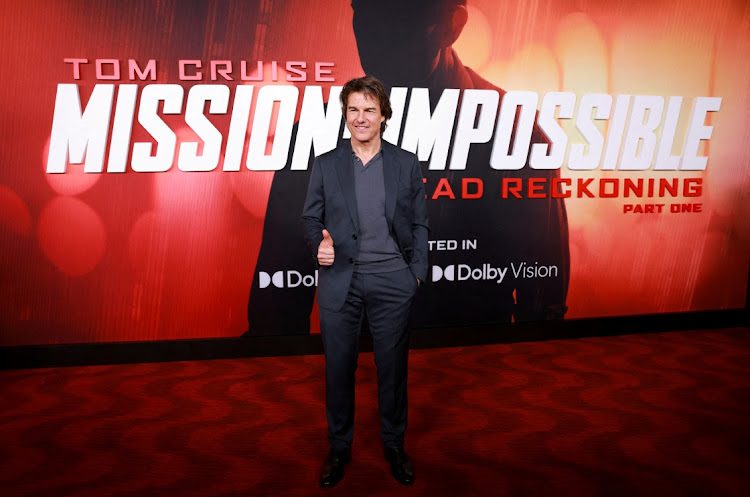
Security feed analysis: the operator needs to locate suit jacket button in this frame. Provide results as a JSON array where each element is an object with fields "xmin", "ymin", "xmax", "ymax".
[
  {"xmin": 352, "ymin": 234, "xmax": 357, "ymax": 240},
  {"xmin": 348, "ymin": 258, "xmax": 354, "ymax": 263}
]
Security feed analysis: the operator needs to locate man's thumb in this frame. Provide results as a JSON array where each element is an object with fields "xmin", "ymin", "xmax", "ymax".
[{"xmin": 322, "ymin": 229, "xmax": 333, "ymax": 245}]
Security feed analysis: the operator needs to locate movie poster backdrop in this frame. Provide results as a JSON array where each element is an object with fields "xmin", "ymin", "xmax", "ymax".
[{"xmin": 0, "ymin": 0, "xmax": 748, "ymax": 345}]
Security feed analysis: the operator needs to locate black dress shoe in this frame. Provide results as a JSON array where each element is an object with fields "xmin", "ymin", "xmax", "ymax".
[
  {"xmin": 319, "ymin": 448, "xmax": 351, "ymax": 488},
  {"xmin": 384, "ymin": 446, "xmax": 414, "ymax": 485}
]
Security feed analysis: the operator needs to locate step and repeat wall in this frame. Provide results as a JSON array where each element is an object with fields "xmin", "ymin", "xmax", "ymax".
[{"xmin": 1, "ymin": 0, "xmax": 748, "ymax": 345}]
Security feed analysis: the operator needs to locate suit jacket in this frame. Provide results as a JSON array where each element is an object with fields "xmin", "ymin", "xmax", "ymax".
[{"xmin": 300, "ymin": 139, "xmax": 429, "ymax": 312}]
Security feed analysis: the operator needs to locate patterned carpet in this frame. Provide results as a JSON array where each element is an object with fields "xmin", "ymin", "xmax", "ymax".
[{"xmin": 1, "ymin": 328, "xmax": 749, "ymax": 497}]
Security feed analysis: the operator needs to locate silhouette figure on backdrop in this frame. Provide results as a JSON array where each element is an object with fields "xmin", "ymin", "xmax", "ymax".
[{"xmin": 246, "ymin": 0, "xmax": 569, "ymax": 335}]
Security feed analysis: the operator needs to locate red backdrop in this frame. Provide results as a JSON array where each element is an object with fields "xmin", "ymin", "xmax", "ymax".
[{"xmin": 0, "ymin": 0, "xmax": 748, "ymax": 345}]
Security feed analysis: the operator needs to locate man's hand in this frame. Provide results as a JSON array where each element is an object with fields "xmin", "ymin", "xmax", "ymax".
[{"xmin": 317, "ymin": 229, "xmax": 335, "ymax": 266}]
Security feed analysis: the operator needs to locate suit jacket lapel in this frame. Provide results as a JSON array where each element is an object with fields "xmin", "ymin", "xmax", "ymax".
[
  {"xmin": 334, "ymin": 145, "xmax": 359, "ymax": 231},
  {"xmin": 382, "ymin": 143, "xmax": 400, "ymax": 227}
]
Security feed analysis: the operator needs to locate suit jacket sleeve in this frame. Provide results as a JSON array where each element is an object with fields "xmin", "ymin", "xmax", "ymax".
[
  {"xmin": 407, "ymin": 154, "xmax": 429, "ymax": 282},
  {"xmin": 300, "ymin": 156, "xmax": 326, "ymax": 260}
]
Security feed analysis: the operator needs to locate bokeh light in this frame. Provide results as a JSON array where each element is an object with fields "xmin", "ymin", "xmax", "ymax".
[
  {"xmin": 454, "ymin": 6, "xmax": 493, "ymax": 70},
  {"xmin": 37, "ymin": 196, "xmax": 106, "ymax": 276},
  {"xmin": 43, "ymin": 135, "xmax": 101, "ymax": 196}
]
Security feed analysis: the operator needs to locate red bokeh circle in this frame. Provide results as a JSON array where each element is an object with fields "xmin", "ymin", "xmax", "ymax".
[{"xmin": 37, "ymin": 196, "xmax": 106, "ymax": 276}]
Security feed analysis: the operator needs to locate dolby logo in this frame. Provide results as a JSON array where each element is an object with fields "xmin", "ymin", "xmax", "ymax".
[
  {"xmin": 258, "ymin": 270, "xmax": 318, "ymax": 289},
  {"xmin": 432, "ymin": 264, "xmax": 507, "ymax": 284}
]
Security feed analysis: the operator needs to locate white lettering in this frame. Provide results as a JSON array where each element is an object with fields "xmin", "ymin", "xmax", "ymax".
[
  {"xmin": 450, "ymin": 89, "xmax": 499, "ymax": 170},
  {"xmin": 132, "ymin": 84, "xmax": 183, "ymax": 172},
  {"xmin": 490, "ymin": 91, "xmax": 538, "ymax": 170},
  {"xmin": 246, "ymin": 85, "xmax": 299, "ymax": 171},
  {"xmin": 47, "ymin": 84, "xmax": 114, "ymax": 173},
  {"xmin": 401, "ymin": 88, "xmax": 460, "ymax": 170},
  {"xmin": 680, "ymin": 97, "xmax": 721, "ymax": 170},
  {"xmin": 179, "ymin": 85, "xmax": 229, "ymax": 171}
]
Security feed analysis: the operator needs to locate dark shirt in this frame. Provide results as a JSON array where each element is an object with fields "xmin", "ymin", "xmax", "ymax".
[{"xmin": 352, "ymin": 148, "xmax": 408, "ymax": 274}]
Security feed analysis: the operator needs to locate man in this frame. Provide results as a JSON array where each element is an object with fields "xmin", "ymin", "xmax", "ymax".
[
  {"xmin": 247, "ymin": 0, "xmax": 568, "ymax": 334},
  {"xmin": 300, "ymin": 75, "xmax": 428, "ymax": 488}
]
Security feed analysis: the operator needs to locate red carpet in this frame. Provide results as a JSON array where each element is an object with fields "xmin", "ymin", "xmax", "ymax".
[{"xmin": 1, "ymin": 328, "xmax": 749, "ymax": 497}]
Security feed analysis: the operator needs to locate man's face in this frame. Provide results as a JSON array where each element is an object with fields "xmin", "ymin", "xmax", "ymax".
[
  {"xmin": 345, "ymin": 92, "xmax": 385, "ymax": 147},
  {"xmin": 352, "ymin": 0, "xmax": 442, "ymax": 86}
]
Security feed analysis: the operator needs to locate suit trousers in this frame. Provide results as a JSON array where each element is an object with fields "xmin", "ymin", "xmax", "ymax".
[{"xmin": 319, "ymin": 267, "xmax": 417, "ymax": 452}]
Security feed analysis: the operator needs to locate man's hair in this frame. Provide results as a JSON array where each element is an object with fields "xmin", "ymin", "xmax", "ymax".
[
  {"xmin": 340, "ymin": 75, "xmax": 392, "ymax": 133},
  {"xmin": 351, "ymin": 0, "xmax": 466, "ymax": 25}
]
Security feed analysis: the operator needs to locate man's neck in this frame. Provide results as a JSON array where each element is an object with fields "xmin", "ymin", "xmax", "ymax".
[{"xmin": 351, "ymin": 136, "xmax": 382, "ymax": 164}]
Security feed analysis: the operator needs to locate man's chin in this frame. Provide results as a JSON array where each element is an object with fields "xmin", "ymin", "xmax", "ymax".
[
  {"xmin": 360, "ymin": 53, "xmax": 438, "ymax": 87},
  {"xmin": 351, "ymin": 134, "xmax": 379, "ymax": 146},
  {"xmin": 364, "ymin": 68, "xmax": 433, "ymax": 89}
]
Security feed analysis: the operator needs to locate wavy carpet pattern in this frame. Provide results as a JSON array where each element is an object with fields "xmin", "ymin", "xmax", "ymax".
[{"xmin": 1, "ymin": 328, "xmax": 749, "ymax": 497}]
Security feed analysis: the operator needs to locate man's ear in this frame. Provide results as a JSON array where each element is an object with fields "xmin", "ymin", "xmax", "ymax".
[
  {"xmin": 445, "ymin": 4, "xmax": 468, "ymax": 47},
  {"xmin": 427, "ymin": 4, "xmax": 468, "ymax": 50}
]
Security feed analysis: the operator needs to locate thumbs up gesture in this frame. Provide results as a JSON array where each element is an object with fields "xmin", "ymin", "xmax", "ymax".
[{"xmin": 317, "ymin": 229, "xmax": 335, "ymax": 266}]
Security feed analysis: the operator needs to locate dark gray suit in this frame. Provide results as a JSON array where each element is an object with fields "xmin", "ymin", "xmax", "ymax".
[{"xmin": 301, "ymin": 139, "xmax": 428, "ymax": 450}]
